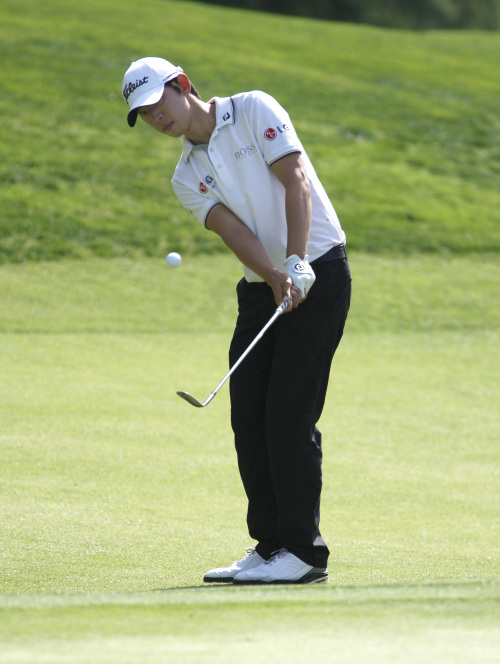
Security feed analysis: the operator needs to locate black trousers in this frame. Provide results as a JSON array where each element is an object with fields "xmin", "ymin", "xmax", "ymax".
[{"xmin": 229, "ymin": 254, "xmax": 351, "ymax": 568}]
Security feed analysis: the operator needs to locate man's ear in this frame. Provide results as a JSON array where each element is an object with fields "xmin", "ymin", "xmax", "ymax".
[{"xmin": 177, "ymin": 74, "xmax": 191, "ymax": 94}]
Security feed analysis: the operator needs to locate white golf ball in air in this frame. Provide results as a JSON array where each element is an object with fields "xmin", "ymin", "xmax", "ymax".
[{"xmin": 166, "ymin": 252, "xmax": 182, "ymax": 267}]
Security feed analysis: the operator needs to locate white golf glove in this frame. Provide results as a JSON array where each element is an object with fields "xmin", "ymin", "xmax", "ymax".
[{"xmin": 284, "ymin": 254, "xmax": 316, "ymax": 299}]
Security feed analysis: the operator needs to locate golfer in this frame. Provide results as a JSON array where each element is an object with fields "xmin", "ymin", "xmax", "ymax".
[{"xmin": 122, "ymin": 57, "xmax": 351, "ymax": 584}]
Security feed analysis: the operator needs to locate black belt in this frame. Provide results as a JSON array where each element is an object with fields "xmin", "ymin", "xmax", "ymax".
[{"xmin": 310, "ymin": 244, "xmax": 346, "ymax": 266}]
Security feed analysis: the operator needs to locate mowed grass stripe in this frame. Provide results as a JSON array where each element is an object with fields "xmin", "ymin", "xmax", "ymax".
[
  {"xmin": 0, "ymin": 583, "xmax": 498, "ymax": 664},
  {"xmin": 0, "ymin": 254, "xmax": 499, "ymax": 334}
]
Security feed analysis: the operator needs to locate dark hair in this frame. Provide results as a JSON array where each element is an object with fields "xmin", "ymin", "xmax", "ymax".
[{"xmin": 165, "ymin": 78, "xmax": 201, "ymax": 100}]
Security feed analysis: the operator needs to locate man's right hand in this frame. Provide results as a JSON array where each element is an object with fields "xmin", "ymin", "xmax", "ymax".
[{"xmin": 267, "ymin": 269, "xmax": 301, "ymax": 312}]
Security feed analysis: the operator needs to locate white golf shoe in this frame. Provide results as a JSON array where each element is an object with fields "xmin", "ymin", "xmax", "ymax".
[
  {"xmin": 233, "ymin": 549, "xmax": 328, "ymax": 585},
  {"xmin": 203, "ymin": 548, "xmax": 266, "ymax": 583}
]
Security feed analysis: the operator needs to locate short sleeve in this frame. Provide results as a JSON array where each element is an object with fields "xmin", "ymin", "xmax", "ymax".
[
  {"xmin": 244, "ymin": 91, "xmax": 303, "ymax": 166},
  {"xmin": 171, "ymin": 174, "xmax": 220, "ymax": 228}
]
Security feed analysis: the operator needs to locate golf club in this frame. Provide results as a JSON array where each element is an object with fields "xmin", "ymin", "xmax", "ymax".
[{"xmin": 177, "ymin": 298, "xmax": 289, "ymax": 408}]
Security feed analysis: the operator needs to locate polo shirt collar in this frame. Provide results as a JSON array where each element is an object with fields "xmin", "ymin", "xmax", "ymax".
[
  {"xmin": 213, "ymin": 96, "xmax": 235, "ymax": 129},
  {"xmin": 181, "ymin": 96, "xmax": 235, "ymax": 161}
]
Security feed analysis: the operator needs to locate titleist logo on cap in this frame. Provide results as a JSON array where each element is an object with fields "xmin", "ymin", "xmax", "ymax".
[{"xmin": 123, "ymin": 75, "xmax": 149, "ymax": 101}]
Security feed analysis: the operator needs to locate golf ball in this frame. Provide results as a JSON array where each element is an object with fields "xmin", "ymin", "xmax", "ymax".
[{"xmin": 166, "ymin": 252, "xmax": 182, "ymax": 267}]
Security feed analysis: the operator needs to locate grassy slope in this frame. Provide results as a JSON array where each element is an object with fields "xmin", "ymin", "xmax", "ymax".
[{"xmin": 0, "ymin": 0, "xmax": 499, "ymax": 261}]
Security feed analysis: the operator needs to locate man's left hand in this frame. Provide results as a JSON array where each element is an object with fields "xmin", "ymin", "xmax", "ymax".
[{"xmin": 284, "ymin": 254, "xmax": 316, "ymax": 299}]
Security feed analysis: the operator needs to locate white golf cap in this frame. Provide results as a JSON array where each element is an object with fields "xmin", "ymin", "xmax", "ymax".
[{"xmin": 122, "ymin": 57, "xmax": 183, "ymax": 127}]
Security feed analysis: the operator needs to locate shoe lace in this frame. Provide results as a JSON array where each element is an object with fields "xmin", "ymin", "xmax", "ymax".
[{"xmin": 241, "ymin": 545, "xmax": 257, "ymax": 561}]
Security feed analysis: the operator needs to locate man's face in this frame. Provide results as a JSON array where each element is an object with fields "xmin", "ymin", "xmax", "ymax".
[{"xmin": 138, "ymin": 84, "xmax": 189, "ymax": 136}]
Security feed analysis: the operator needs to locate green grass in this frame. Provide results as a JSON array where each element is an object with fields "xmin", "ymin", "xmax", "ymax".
[
  {"xmin": 1, "ymin": 252, "xmax": 498, "ymax": 334},
  {"xmin": 1, "ymin": 0, "xmax": 500, "ymax": 261},
  {"xmin": 2, "ymin": 324, "xmax": 498, "ymax": 590},
  {"xmin": 1, "ymin": 581, "xmax": 498, "ymax": 663},
  {"xmin": 1, "ymin": 0, "xmax": 499, "ymax": 660},
  {"xmin": 1, "ymin": 254, "xmax": 499, "ymax": 661}
]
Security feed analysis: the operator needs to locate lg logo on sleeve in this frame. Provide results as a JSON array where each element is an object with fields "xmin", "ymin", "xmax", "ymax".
[{"xmin": 264, "ymin": 125, "xmax": 290, "ymax": 141}]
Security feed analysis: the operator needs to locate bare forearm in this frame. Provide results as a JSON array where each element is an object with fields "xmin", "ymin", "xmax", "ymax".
[
  {"xmin": 285, "ymin": 175, "xmax": 311, "ymax": 259},
  {"xmin": 207, "ymin": 204, "xmax": 278, "ymax": 283},
  {"xmin": 206, "ymin": 204, "xmax": 295, "ymax": 306},
  {"xmin": 219, "ymin": 219, "xmax": 277, "ymax": 283},
  {"xmin": 271, "ymin": 153, "xmax": 311, "ymax": 259}
]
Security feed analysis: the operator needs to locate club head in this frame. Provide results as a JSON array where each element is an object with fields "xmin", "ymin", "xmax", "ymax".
[{"xmin": 176, "ymin": 391, "xmax": 205, "ymax": 407}]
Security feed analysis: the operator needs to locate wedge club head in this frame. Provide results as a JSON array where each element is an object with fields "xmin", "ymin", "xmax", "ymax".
[{"xmin": 176, "ymin": 390, "xmax": 215, "ymax": 408}]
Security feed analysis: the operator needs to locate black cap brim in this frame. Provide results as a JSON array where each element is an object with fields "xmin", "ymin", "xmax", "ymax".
[{"xmin": 127, "ymin": 109, "xmax": 138, "ymax": 127}]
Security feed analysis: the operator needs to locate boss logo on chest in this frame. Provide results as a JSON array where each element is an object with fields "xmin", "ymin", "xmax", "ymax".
[{"xmin": 234, "ymin": 143, "xmax": 258, "ymax": 162}]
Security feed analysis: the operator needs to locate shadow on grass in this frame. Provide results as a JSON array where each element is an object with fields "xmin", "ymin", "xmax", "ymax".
[{"xmin": 1, "ymin": 578, "xmax": 497, "ymax": 611}]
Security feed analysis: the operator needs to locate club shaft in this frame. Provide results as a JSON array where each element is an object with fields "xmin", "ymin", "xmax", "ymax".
[
  {"xmin": 210, "ymin": 300, "xmax": 287, "ymax": 399},
  {"xmin": 177, "ymin": 300, "xmax": 288, "ymax": 407}
]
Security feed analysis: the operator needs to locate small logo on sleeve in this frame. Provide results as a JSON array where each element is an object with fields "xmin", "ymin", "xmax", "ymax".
[
  {"xmin": 264, "ymin": 125, "xmax": 291, "ymax": 141},
  {"xmin": 199, "ymin": 182, "xmax": 208, "ymax": 194}
]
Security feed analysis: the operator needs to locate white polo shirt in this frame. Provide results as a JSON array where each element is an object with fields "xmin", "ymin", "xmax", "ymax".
[{"xmin": 171, "ymin": 90, "xmax": 345, "ymax": 283}]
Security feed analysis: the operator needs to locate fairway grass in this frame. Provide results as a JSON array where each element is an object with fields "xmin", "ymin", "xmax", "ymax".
[
  {"xmin": 1, "ymin": 327, "xmax": 498, "ymax": 590},
  {"xmin": 1, "ymin": 580, "xmax": 498, "ymax": 663},
  {"xmin": 1, "ymin": 254, "xmax": 499, "ymax": 661}
]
